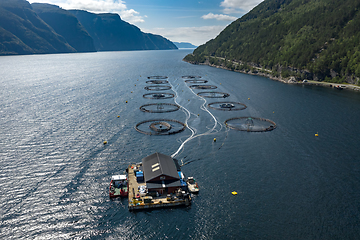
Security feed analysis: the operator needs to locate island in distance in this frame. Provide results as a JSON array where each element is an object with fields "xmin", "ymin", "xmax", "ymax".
[{"xmin": 0, "ymin": 0, "xmax": 177, "ymax": 55}]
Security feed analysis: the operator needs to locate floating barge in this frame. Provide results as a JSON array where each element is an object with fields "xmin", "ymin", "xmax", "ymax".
[{"xmin": 127, "ymin": 152, "xmax": 191, "ymax": 211}]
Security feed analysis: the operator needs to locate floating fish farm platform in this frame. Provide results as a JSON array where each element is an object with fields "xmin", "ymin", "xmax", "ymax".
[{"xmin": 127, "ymin": 162, "xmax": 191, "ymax": 211}]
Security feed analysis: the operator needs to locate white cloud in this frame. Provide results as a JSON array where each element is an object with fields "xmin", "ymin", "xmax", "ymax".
[
  {"xmin": 201, "ymin": 13, "xmax": 237, "ymax": 21},
  {"xmin": 142, "ymin": 25, "xmax": 228, "ymax": 46},
  {"xmin": 220, "ymin": 0, "xmax": 264, "ymax": 13},
  {"xmin": 28, "ymin": 0, "xmax": 146, "ymax": 24}
]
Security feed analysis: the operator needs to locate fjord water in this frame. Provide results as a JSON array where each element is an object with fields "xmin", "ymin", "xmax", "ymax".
[{"xmin": 1, "ymin": 49, "xmax": 360, "ymax": 239}]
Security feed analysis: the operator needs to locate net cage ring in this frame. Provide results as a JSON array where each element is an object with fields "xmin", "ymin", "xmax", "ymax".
[
  {"xmin": 135, "ymin": 119, "xmax": 186, "ymax": 135},
  {"xmin": 139, "ymin": 103, "xmax": 180, "ymax": 113},
  {"xmin": 184, "ymin": 79, "xmax": 208, "ymax": 84},
  {"xmin": 182, "ymin": 75, "xmax": 201, "ymax": 79},
  {"xmin": 189, "ymin": 85, "xmax": 217, "ymax": 90},
  {"xmin": 197, "ymin": 91, "xmax": 230, "ymax": 98},
  {"xmin": 144, "ymin": 85, "xmax": 171, "ymax": 91},
  {"xmin": 143, "ymin": 92, "xmax": 175, "ymax": 99},
  {"xmin": 224, "ymin": 117, "xmax": 277, "ymax": 132},
  {"xmin": 149, "ymin": 121, "xmax": 172, "ymax": 132},
  {"xmin": 208, "ymin": 101, "xmax": 247, "ymax": 111},
  {"xmin": 146, "ymin": 80, "xmax": 169, "ymax": 84},
  {"xmin": 147, "ymin": 76, "xmax": 168, "ymax": 79}
]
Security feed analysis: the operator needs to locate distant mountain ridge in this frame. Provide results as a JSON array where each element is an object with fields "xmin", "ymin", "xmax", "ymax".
[
  {"xmin": 69, "ymin": 10, "xmax": 177, "ymax": 51},
  {"xmin": 184, "ymin": 0, "xmax": 360, "ymax": 84},
  {"xmin": 173, "ymin": 42, "xmax": 197, "ymax": 48},
  {"xmin": 0, "ymin": 0, "xmax": 177, "ymax": 55}
]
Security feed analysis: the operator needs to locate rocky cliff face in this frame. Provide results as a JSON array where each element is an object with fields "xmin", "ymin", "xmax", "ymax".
[
  {"xmin": 69, "ymin": 10, "xmax": 177, "ymax": 51},
  {"xmin": 0, "ymin": 0, "xmax": 177, "ymax": 55},
  {"xmin": 0, "ymin": 0, "xmax": 75, "ymax": 55},
  {"xmin": 31, "ymin": 3, "xmax": 96, "ymax": 53}
]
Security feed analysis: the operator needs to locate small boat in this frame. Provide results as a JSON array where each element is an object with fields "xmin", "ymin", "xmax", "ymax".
[
  {"xmin": 335, "ymin": 85, "xmax": 343, "ymax": 90},
  {"xmin": 109, "ymin": 175, "xmax": 128, "ymax": 198},
  {"xmin": 186, "ymin": 177, "xmax": 199, "ymax": 193}
]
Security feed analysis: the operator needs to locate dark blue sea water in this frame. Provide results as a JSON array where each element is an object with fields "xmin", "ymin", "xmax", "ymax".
[{"xmin": 1, "ymin": 49, "xmax": 360, "ymax": 239}]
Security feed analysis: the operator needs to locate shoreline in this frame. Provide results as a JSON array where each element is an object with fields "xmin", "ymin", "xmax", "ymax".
[{"xmin": 184, "ymin": 59, "xmax": 360, "ymax": 92}]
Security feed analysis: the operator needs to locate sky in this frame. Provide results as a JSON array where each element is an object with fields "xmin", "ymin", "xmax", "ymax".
[{"xmin": 28, "ymin": 0, "xmax": 264, "ymax": 46}]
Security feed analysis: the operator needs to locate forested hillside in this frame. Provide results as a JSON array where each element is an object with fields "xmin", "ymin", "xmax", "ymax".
[{"xmin": 184, "ymin": 0, "xmax": 360, "ymax": 84}]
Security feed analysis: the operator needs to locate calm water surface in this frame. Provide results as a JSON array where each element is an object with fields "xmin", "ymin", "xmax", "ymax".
[{"xmin": 1, "ymin": 50, "xmax": 360, "ymax": 239}]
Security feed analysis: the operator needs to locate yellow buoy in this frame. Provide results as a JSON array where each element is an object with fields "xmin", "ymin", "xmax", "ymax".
[
  {"xmin": 248, "ymin": 98, "xmax": 250, "ymax": 100},
  {"xmin": 126, "ymin": 101, "xmax": 128, "ymax": 103},
  {"xmin": 232, "ymin": 191, "xmax": 237, "ymax": 195},
  {"xmin": 131, "ymin": 91, "xmax": 133, "ymax": 93},
  {"xmin": 197, "ymin": 114, "xmax": 199, "ymax": 116},
  {"xmin": 220, "ymin": 83, "xmax": 222, "ymax": 85},
  {"xmin": 213, "ymin": 138, "xmax": 216, "ymax": 142},
  {"xmin": 273, "ymin": 111, "xmax": 275, "ymax": 113},
  {"xmin": 315, "ymin": 133, "xmax": 319, "ymax": 137},
  {"xmin": 103, "ymin": 141, "xmax": 107, "ymax": 145},
  {"xmin": 117, "ymin": 115, "xmax": 120, "ymax": 118}
]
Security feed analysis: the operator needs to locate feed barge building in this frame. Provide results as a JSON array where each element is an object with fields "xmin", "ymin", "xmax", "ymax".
[{"xmin": 127, "ymin": 152, "xmax": 191, "ymax": 211}]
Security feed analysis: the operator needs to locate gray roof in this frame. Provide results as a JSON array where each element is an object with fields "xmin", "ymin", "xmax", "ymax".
[
  {"xmin": 146, "ymin": 180, "xmax": 182, "ymax": 190},
  {"xmin": 142, "ymin": 152, "xmax": 180, "ymax": 182}
]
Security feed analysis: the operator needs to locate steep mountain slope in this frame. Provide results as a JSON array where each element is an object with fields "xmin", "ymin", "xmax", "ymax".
[
  {"xmin": 185, "ymin": 0, "xmax": 360, "ymax": 83},
  {"xmin": 0, "ymin": 0, "xmax": 75, "ymax": 55},
  {"xmin": 69, "ymin": 10, "xmax": 177, "ymax": 51},
  {"xmin": 31, "ymin": 3, "xmax": 96, "ymax": 53}
]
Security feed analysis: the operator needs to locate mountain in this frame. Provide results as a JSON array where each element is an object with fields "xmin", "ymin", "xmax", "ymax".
[
  {"xmin": 173, "ymin": 42, "xmax": 197, "ymax": 48},
  {"xmin": 31, "ymin": 3, "xmax": 96, "ymax": 53},
  {"xmin": 184, "ymin": 0, "xmax": 360, "ymax": 84},
  {"xmin": 0, "ymin": 0, "xmax": 176, "ymax": 55},
  {"xmin": 0, "ymin": 0, "xmax": 75, "ymax": 55},
  {"xmin": 69, "ymin": 10, "xmax": 177, "ymax": 51}
]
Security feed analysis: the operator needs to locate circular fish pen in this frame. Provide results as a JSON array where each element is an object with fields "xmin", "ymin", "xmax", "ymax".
[
  {"xmin": 182, "ymin": 75, "xmax": 201, "ymax": 79},
  {"xmin": 140, "ymin": 103, "xmax": 180, "ymax": 113},
  {"xmin": 189, "ymin": 85, "xmax": 217, "ymax": 90},
  {"xmin": 149, "ymin": 121, "xmax": 172, "ymax": 132},
  {"xmin": 208, "ymin": 102, "xmax": 247, "ymax": 111},
  {"xmin": 146, "ymin": 80, "xmax": 169, "ymax": 84},
  {"xmin": 225, "ymin": 117, "xmax": 277, "ymax": 132},
  {"xmin": 143, "ymin": 93, "xmax": 175, "ymax": 99},
  {"xmin": 147, "ymin": 76, "xmax": 168, "ymax": 79},
  {"xmin": 197, "ymin": 91, "xmax": 230, "ymax": 98},
  {"xmin": 184, "ymin": 79, "xmax": 208, "ymax": 84},
  {"xmin": 144, "ymin": 85, "xmax": 171, "ymax": 91},
  {"xmin": 135, "ymin": 119, "xmax": 186, "ymax": 135}
]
